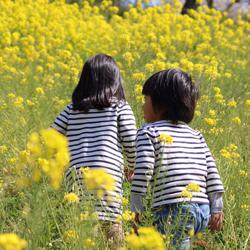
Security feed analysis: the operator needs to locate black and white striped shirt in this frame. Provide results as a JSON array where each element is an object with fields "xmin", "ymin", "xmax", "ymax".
[
  {"xmin": 52, "ymin": 101, "xmax": 137, "ymax": 221},
  {"xmin": 131, "ymin": 120, "xmax": 224, "ymax": 209}
]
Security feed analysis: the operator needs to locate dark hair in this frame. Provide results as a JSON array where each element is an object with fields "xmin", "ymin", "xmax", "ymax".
[
  {"xmin": 142, "ymin": 68, "xmax": 199, "ymax": 123},
  {"xmin": 72, "ymin": 54, "xmax": 125, "ymax": 111}
]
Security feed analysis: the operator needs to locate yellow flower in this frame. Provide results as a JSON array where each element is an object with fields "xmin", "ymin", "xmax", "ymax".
[
  {"xmin": 228, "ymin": 144, "xmax": 237, "ymax": 151},
  {"xmin": 36, "ymin": 66, "xmax": 44, "ymax": 74},
  {"xmin": 122, "ymin": 197, "xmax": 129, "ymax": 206},
  {"xmin": 35, "ymin": 87, "xmax": 44, "ymax": 95},
  {"xmin": 240, "ymin": 204, "xmax": 249, "ymax": 211},
  {"xmin": 187, "ymin": 183, "xmax": 200, "ymax": 192},
  {"xmin": 19, "ymin": 150, "xmax": 30, "ymax": 163},
  {"xmin": 213, "ymin": 87, "xmax": 221, "ymax": 94},
  {"xmin": 64, "ymin": 192, "xmax": 80, "ymax": 203},
  {"xmin": 204, "ymin": 118, "xmax": 216, "ymax": 126},
  {"xmin": 133, "ymin": 72, "xmax": 145, "ymax": 82},
  {"xmin": 159, "ymin": 134, "xmax": 173, "ymax": 145},
  {"xmin": 220, "ymin": 144, "xmax": 242, "ymax": 164},
  {"xmin": 81, "ymin": 168, "xmax": 115, "ymax": 198},
  {"xmin": 220, "ymin": 149, "xmax": 231, "ymax": 159},
  {"xmin": 196, "ymin": 232, "xmax": 203, "ymax": 239},
  {"xmin": 200, "ymin": 95, "xmax": 209, "ymax": 103},
  {"xmin": 231, "ymin": 117, "xmax": 241, "ymax": 125},
  {"xmin": 84, "ymin": 238, "xmax": 95, "ymax": 247},
  {"xmin": 195, "ymin": 110, "xmax": 201, "ymax": 117},
  {"xmin": 123, "ymin": 52, "xmax": 134, "ymax": 66},
  {"xmin": 126, "ymin": 227, "xmax": 165, "ymax": 250},
  {"xmin": 80, "ymin": 211, "xmax": 89, "ymax": 221},
  {"xmin": 245, "ymin": 99, "xmax": 250, "ymax": 106},
  {"xmin": 8, "ymin": 93, "xmax": 16, "ymax": 99},
  {"xmin": 227, "ymin": 100, "xmax": 237, "ymax": 108},
  {"xmin": 0, "ymin": 145, "xmax": 8, "ymax": 154},
  {"xmin": 17, "ymin": 129, "xmax": 69, "ymax": 190},
  {"xmin": 117, "ymin": 210, "xmax": 135, "ymax": 222},
  {"xmin": 64, "ymin": 229, "xmax": 78, "ymax": 240},
  {"xmin": 14, "ymin": 96, "xmax": 24, "ymax": 108},
  {"xmin": 180, "ymin": 189, "xmax": 192, "ymax": 199},
  {"xmin": 26, "ymin": 100, "xmax": 35, "ymax": 106},
  {"xmin": 187, "ymin": 228, "xmax": 195, "ymax": 237},
  {"xmin": 239, "ymin": 170, "xmax": 248, "ymax": 178},
  {"xmin": 135, "ymin": 84, "xmax": 144, "ymax": 104},
  {"xmin": 8, "ymin": 157, "xmax": 17, "ymax": 165},
  {"xmin": 38, "ymin": 158, "xmax": 50, "ymax": 172},
  {"xmin": 208, "ymin": 109, "xmax": 216, "ymax": 117},
  {"xmin": 208, "ymin": 127, "xmax": 224, "ymax": 135},
  {"xmin": 0, "ymin": 233, "xmax": 27, "ymax": 250}
]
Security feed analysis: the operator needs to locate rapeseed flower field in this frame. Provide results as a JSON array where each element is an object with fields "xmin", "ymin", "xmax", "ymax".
[{"xmin": 0, "ymin": 0, "xmax": 249, "ymax": 249}]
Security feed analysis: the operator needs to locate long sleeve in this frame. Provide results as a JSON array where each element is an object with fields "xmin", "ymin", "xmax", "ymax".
[
  {"xmin": 200, "ymin": 134, "xmax": 224, "ymax": 194},
  {"xmin": 51, "ymin": 105, "xmax": 70, "ymax": 135},
  {"xmin": 208, "ymin": 192, "xmax": 223, "ymax": 213},
  {"xmin": 118, "ymin": 103, "xmax": 137, "ymax": 169},
  {"xmin": 131, "ymin": 127, "xmax": 155, "ymax": 195}
]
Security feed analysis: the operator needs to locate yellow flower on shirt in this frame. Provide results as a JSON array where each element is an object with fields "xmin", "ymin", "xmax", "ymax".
[{"xmin": 159, "ymin": 134, "xmax": 173, "ymax": 145}]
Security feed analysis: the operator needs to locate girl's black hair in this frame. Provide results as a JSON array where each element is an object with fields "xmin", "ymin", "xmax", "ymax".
[
  {"xmin": 143, "ymin": 68, "xmax": 199, "ymax": 123},
  {"xmin": 72, "ymin": 54, "xmax": 125, "ymax": 111}
]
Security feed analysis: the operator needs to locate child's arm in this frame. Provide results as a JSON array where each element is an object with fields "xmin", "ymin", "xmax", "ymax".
[
  {"xmin": 130, "ymin": 126, "xmax": 156, "ymax": 220},
  {"xmin": 117, "ymin": 103, "xmax": 137, "ymax": 169},
  {"xmin": 208, "ymin": 192, "xmax": 224, "ymax": 231},
  {"xmin": 200, "ymin": 133, "xmax": 225, "ymax": 231}
]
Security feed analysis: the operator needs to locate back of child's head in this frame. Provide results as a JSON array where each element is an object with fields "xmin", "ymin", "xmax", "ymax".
[
  {"xmin": 72, "ymin": 54, "xmax": 125, "ymax": 111},
  {"xmin": 143, "ymin": 68, "xmax": 199, "ymax": 123}
]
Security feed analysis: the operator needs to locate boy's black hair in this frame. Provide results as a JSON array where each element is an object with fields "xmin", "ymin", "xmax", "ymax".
[
  {"xmin": 72, "ymin": 54, "xmax": 125, "ymax": 111},
  {"xmin": 142, "ymin": 68, "xmax": 199, "ymax": 123}
]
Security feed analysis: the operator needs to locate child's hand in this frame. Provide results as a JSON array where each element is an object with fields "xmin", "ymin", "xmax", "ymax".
[
  {"xmin": 209, "ymin": 212, "xmax": 224, "ymax": 231},
  {"xmin": 124, "ymin": 167, "xmax": 134, "ymax": 182},
  {"xmin": 132, "ymin": 213, "xmax": 140, "ymax": 235}
]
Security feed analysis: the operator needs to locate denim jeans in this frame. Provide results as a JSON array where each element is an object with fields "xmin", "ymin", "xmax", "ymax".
[{"xmin": 154, "ymin": 203, "xmax": 210, "ymax": 250}]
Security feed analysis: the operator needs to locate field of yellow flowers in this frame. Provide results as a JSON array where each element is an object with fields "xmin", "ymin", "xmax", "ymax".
[{"xmin": 0, "ymin": 0, "xmax": 249, "ymax": 249}]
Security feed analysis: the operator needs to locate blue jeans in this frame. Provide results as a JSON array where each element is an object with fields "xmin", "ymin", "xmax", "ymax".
[{"xmin": 154, "ymin": 203, "xmax": 210, "ymax": 250}]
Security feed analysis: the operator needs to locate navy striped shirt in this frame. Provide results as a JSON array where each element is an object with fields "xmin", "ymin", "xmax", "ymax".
[
  {"xmin": 52, "ymin": 101, "xmax": 137, "ymax": 221},
  {"xmin": 131, "ymin": 120, "xmax": 224, "ymax": 209}
]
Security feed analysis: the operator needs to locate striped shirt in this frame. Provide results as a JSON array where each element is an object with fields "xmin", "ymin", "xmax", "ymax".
[
  {"xmin": 131, "ymin": 120, "xmax": 224, "ymax": 210},
  {"xmin": 52, "ymin": 101, "xmax": 137, "ymax": 221}
]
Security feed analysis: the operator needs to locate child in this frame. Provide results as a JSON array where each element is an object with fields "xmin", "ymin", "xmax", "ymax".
[
  {"xmin": 52, "ymin": 54, "xmax": 137, "ymax": 246},
  {"xmin": 131, "ymin": 68, "xmax": 224, "ymax": 249}
]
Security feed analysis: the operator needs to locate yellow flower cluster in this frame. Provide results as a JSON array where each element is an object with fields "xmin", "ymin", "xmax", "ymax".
[
  {"xmin": 0, "ymin": 233, "xmax": 27, "ymax": 250},
  {"xmin": 117, "ymin": 210, "xmax": 135, "ymax": 222},
  {"xmin": 159, "ymin": 134, "xmax": 173, "ymax": 145},
  {"xmin": 231, "ymin": 116, "xmax": 241, "ymax": 125},
  {"xmin": 180, "ymin": 183, "xmax": 200, "ymax": 199},
  {"xmin": 64, "ymin": 229, "xmax": 78, "ymax": 241},
  {"xmin": 180, "ymin": 189, "xmax": 193, "ymax": 199},
  {"xmin": 81, "ymin": 168, "xmax": 115, "ymax": 198},
  {"xmin": 16, "ymin": 128, "xmax": 69, "ymax": 190},
  {"xmin": 64, "ymin": 192, "xmax": 80, "ymax": 204},
  {"xmin": 220, "ymin": 144, "xmax": 242, "ymax": 165},
  {"xmin": 186, "ymin": 183, "xmax": 200, "ymax": 192},
  {"xmin": 239, "ymin": 170, "xmax": 248, "ymax": 178},
  {"xmin": 240, "ymin": 204, "xmax": 249, "ymax": 211},
  {"xmin": 125, "ymin": 227, "xmax": 165, "ymax": 250},
  {"xmin": 204, "ymin": 117, "xmax": 217, "ymax": 126},
  {"xmin": 135, "ymin": 84, "xmax": 144, "ymax": 104},
  {"xmin": 84, "ymin": 238, "xmax": 95, "ymax": 247}
]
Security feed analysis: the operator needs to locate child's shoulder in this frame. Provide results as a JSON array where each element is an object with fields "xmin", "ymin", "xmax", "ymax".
[
  {"xmin": 139, "ymin": 120, "xmax": 201, "ymax": 137},
  {"xmin": 116, "ymin": 100, "xmax": 129, "ymax": 108}
]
